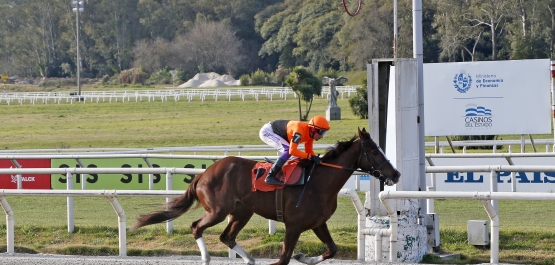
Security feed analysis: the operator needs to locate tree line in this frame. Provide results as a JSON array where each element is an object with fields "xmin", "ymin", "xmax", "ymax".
[{"xmin": 1, "ymin": 0, "xmax": 554, "ymax": 81}]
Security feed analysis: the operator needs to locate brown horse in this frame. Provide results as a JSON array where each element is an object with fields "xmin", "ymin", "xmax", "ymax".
[{"xmin": 132, "ymin": 128, "xmax": 400, "ymax": 265}]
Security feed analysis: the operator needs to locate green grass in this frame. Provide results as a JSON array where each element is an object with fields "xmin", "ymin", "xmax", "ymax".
[{"xmin": 0, "ymin": 96, "xmax": 369, "ymax": 150}]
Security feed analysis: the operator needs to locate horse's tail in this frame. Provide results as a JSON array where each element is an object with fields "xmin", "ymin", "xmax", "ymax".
[{"xmin": 131, "ymin": 173, "xmax": 203, "ymax": 230}]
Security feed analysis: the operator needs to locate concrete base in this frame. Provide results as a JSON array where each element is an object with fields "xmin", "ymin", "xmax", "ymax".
[
  {"xmin": 326, "ymin": 106, "xmax": 341, "ymax": 120},
  {"xmin": 365, "ymin": 199, "xmax": 427, "ymax": 263}
]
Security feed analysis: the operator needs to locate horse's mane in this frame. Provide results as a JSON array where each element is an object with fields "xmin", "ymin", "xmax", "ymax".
[{"xmin": 321, "ymin": 135, "xmax": 359, "ymax": 160}]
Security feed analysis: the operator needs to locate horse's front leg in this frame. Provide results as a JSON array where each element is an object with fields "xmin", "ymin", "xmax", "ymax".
[
  {"xmin": 271, "ymin": 226, "xmax": 302, "ymax": 265},
  {"xmin": 293, "ymin": 222, "xmax": 337, "ymax": 265}
]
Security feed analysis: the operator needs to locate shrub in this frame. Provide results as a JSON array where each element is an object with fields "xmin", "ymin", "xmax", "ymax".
[
  {"xmin": 100, "ymin": 75, "xmax": 110, "ymax": 83},
  {"xmin": 250, "ymin": 69, "xmax": 267, "ymax": 85},
  {"xmin": 147, "ymin": 68, "xmax": 172, "ymax": 85},
  {"xmin": 348, "ymin": 79, "xmax": 368, "ymax": 119},
  {"xmin": 275, "ymin": 65, "xmax": 291, "ymax": 86},
  {"xmin": 239, "ymin": 74, "xmax": 250, "ymax": 86},
  {"xmin": 317, "ymin": 68, "xmax": 338, "ymax": 81},
  {"xmin": 118, "ymin": 68, "xmax": 148, "ymax": 84}
]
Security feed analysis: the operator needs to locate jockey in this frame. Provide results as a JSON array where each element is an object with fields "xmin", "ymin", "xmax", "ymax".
[{"xmin": 258, "ymin": 115, "xmax": 330, "ymax": 185}]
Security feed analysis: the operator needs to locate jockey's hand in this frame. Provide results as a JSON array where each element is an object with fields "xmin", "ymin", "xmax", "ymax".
[{"xmin": 310, "ymin": 155, "xmax": 321, "ymax": 164}]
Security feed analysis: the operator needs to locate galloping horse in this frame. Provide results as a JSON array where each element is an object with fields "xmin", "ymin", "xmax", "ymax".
[{"xmin": 132, "ymin": 128, "xmax": 400, "ymax": 265}]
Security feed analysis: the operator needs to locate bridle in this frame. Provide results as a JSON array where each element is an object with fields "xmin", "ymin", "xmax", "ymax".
[
  {"xmin": 358, "ymin": 138, "xmax": 389, "ymax": 181},
  {"xmin": 320, "ymin": 137, "xmax": 390, "ymax": 182}
]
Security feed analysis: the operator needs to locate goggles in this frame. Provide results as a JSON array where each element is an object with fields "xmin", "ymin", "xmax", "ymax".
[{"xmin": 317, "ymin": 129, "xmax": 328, "ymax": 137}]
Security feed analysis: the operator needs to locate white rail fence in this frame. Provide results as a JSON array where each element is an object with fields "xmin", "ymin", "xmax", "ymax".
[
  {"xmin": 0, "ymin": 186, "xmax": 365, "ymax": 260},
  {"xmin": 379, "ymin": 190, "xmax": 555, "ymax": 264},
  {"xmin": 0, "ymin": 137, "xmax": 552, "ymax": 155},
  {"xmin": 0, "ymin": 86, "xmax": 359, "ymax": 105},
  {"xmin": 428, "ymin": 138, "xmax": 555, "ymax": 153},
  {"xmin": 4, "ymin": 164, "xmax": 554, "ymax": 262},
  {"xmin": 3, "ymin": 152, "xmax": 555, "ymax": 262}
]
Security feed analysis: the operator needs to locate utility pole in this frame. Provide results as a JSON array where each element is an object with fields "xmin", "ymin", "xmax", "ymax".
[{"xmin": 72, "ymin": 1, "xmax": 84, "ymax": 97}]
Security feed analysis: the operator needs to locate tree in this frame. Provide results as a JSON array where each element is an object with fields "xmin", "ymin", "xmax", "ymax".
[
  {"xmin": 433, "ymin": 0, "xmax": 484, "ymax": 61},
  {"xmin": 175, "ymin": 21, "xmax": 245, "ymax": 77},
  {"xmin": 348, "ymin": 78, "xmax": 368, "ymax": 119},
  {"xmin": 467, "ymin": 0, "xmax": 512, "ymax": 60},
  {"xmin": 132, "ymin": 21, "xmax": 245, "ymax": 78},
  {"xmin": 285, "ymin": 66, "xmax": 322, "ymax": 121},
  {"xmin": 81, "ymin": 0, "xmax": 142, "ymax": 77},
  {"xmin": 257, "ymin": 0, "xmax": 345, "ymax": 72}
]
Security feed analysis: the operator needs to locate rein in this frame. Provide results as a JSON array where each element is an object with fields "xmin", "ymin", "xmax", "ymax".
[{"xmin": 319, "ymin": 138, "xmax": 388, "ymax": 181}]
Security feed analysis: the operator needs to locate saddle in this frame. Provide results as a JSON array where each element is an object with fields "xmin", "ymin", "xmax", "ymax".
[{"xmin": 251, "ymin": 159, "xmax": 307, "ymax": 192}]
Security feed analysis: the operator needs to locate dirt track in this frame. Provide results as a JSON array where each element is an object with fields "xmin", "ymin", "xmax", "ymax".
[{"xmin": 0, "ymin": 253, "xmax": 424, "ymax": 265}]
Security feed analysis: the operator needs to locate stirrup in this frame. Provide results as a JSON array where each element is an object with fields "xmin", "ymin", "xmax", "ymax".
[{"xmin": 264, "ymin": 175, "xmax": 284, "ymax": 185}]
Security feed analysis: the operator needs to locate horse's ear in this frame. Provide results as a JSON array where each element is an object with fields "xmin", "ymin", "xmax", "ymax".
[{"xmin": 361, "ymin": 127, "xmax": 367, "ymax": 133}]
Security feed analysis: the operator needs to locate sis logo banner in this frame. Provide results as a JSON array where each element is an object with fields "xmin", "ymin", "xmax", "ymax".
[{"xmin": 424, "ymin": 59, "xmax": 551, "ymax": 136}]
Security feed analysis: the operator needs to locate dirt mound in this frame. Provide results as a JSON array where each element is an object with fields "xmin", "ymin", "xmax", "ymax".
[{"xmin": 178, "ymin": 72, "xmax": 239, "ymax": 88}]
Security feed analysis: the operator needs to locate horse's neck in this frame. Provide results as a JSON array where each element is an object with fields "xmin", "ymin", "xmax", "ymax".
[{"xmin": 319, "ymin": 142, "xmax": 360, "ymax": 193}]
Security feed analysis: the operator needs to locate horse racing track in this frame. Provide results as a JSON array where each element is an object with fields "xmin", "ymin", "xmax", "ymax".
[{"xmin": 0, "ymin": 253, "xmax": 423, "ymax": 265}]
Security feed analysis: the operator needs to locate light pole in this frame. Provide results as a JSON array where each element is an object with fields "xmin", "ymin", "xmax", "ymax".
[{"xmin": 71, "ymin": 1, "xmax": 84, "ymax": 97}]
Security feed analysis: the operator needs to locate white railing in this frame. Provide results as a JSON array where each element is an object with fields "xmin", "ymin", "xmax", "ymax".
[
  {"xmin": 425, "ymin": 164, "xmax": 555, "ymax": 218},
  {"xmin": 0, "ymin": 86, "xmax": 359, "ymax": 105},
  {"xmin": 0, "ymin": 137, "xmax": 551, "ymax": 155},
  {"xmin": 0, "ymin": 187, "xmax": 365, "ymax": 260},
  {"xmin": 427, "ymin": 137, "xmax": 554, "ymax": 153},
  {"xmin": 4, "ymin": 162, "xmax": 555, "ymax": 262},
  {"xmin": 379, "ymin": 190, "xmax": 555, "ymax": 264},
  {"xmin": 0, "ymin": 189, "xmax": 185, "ymax": 256}
]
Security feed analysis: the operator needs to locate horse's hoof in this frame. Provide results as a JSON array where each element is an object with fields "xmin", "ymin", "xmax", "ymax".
[{"xmin": 293, "ymin": 253, "xmax": 305, "ymax": 261}]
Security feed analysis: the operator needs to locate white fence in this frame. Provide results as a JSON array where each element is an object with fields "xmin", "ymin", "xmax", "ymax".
[
  {"xmin": 4, "ymin": 149, "xmax": 555, "ymax": 262},
  {"xmin": 0, "ymin": 86, "xmax": 359, "ymax": 105},
  {"xmin": 6, "ymin": 163, "xmax": 554, "ymax": 263},
  {"xmin": 379, "ymin": 190, "xmax": 555, "ymax": 264},
  {"xmin": 428, "ymin": 137, "xmax": 555, "ymax": 153},
  {"xmin": 0, "ymin": 137, "xmax": 551, "ymax": 155},
  {"xmin": 0, "ymin": 185, "xmax": 366, "ymax": 260}
]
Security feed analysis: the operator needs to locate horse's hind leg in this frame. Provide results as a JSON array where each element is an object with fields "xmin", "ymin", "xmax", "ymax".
[
  {"xmin": 220, "ymin": 204, "xmax": 255, "ymax": 265},
  {"xmin": 191, "ymin": 208, "xmax": 231, "ymax": 265},
  {"xmin": 293, "ymin": 222, "xmax": 337, "ymax": 265}
]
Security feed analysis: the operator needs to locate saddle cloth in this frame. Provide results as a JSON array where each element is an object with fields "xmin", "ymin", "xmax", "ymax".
[{"xmin": 251, "ymin": 159, "xmax": 304, "ymax": 192}]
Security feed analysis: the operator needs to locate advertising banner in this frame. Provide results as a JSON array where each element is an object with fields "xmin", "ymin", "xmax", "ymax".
[
  {"xmin": 427, "ymin": 157, "xmax": 555, "ymax": 192},
  {"xmin": 0, "ymin": 159, "xmax": 52, "ymax": 189},
  {"xmin": 424, "ymin": 59, "xmax": 551, "ymax": 136},
  {"xmin": 51, "ymin": 158, "xmax": 214, "ymax": 190}
]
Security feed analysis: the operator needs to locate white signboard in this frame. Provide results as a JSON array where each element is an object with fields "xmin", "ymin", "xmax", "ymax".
[
  {"xmin": 424, "ymin": 59, "xmax": 551, "ymax": 136},
  {"xmin": 427, "ymin": 157, "xmax": 555, "ymax": 192}
]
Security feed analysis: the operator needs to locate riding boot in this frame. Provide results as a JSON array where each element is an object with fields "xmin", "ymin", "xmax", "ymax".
[{"xmin": 264, "ymin": 157, "xmax": 287, "ymax": 185}]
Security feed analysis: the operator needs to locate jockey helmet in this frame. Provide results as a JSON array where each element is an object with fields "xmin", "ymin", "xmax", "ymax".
[{"xmin": 308, "ymin": 115, "xmax": 330, "ymax": 130}]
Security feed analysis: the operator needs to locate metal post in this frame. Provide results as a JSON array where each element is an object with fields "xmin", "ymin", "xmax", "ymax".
[
  {"xmin": 76, "ymin": 6, "xmax": 80, "ymax": 96},
  {"xmin": 412, "ymin": 0, "xmax": 426, "ymax": 225},
  {"xmin": 66, "ymin": 172, "xmax": 74, "ymax": 233},
  {"xmin": 551, "ymin": 61, "xmax": 555, "ymax": 151},
  {"xmin": 72, "ymin": 1, "xmax": 84, "ymax": 97},
  {"xmin": 166, "ymin": 171, "xmax": 173, "ymax": 233},
  {"xmin": 393, "ymin": 0, "xmax": 398, "ymax": 58}
]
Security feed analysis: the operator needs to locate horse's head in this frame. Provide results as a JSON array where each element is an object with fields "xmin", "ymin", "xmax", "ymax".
[{"xmin": 357, "ymin": 127, "xmax": 400, "ymax": 186}]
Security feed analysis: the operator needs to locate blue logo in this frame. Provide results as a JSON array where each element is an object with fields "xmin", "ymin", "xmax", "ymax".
[
  {"xmin": 465, "ymin": 104, "xmax": 492, "ymax": 116},
  {"xmin": 453, "ymin": 72, "xmax": 472, "ymax": 93}
]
